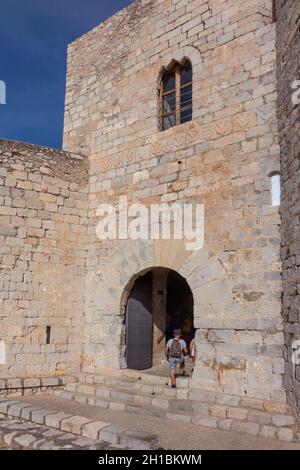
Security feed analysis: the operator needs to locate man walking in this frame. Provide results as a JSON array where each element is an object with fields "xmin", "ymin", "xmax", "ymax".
[{"xmin": 165, "ymin": 329, "xmax": 188, "ymax": 388}]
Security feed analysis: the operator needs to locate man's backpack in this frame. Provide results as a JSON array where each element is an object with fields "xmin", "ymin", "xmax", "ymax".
[{"xmin": 170, "ymin": 339, "xmax": 182, "ymax": 358}]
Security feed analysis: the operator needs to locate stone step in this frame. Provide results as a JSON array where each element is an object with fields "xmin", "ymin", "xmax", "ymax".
[
  {"xmin": 122, "ymin": 369, "xmax": 192, "ymax": 388},
  {"xmin": 68, "ymin": 377, "xmax": 189, "ymax": 399},
  {"xmin": 55, "ymin": 389, "xmax": 193, "ymax": 422},
  {"xmin": 69, "ymin": 374, "xmax": 295, "ymax": 416},
  {"xmin": 55, "ymin": 386, "xmax": 299, "ymax": 442},
  {"xmin": 75, "ymin": 370, "xmax": 191, "ymax": 389},
  {"xmin": 61, "ymin": 382, "xmax": 295, "ymax": 426},
  {"xmin": 65, "ymin": 382, "xmax": 194, "ymax": 412}
]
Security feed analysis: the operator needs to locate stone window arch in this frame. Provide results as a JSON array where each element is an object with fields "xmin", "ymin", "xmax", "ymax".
[{"xmin": 159, "ymin": 59, "xmax": 193, "ymax": 131}]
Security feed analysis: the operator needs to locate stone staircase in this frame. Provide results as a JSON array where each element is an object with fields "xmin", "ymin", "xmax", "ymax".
[{"xmin": 54, "ymin": 370, "xmax": 300, "ymax": 443}]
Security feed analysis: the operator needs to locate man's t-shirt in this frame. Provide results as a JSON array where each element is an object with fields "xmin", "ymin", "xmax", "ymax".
[{"xmin": 167, "ymin": 339, "xmax": 186, "ymax": 358}]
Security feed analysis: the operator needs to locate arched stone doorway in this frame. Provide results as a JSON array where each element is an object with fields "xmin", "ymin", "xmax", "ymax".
[
  {"xmin": 124, "ymin": 267, "xmax": 194, "ymax": 371},
  {"xmin": 85, "ymin": 239, "xmax": 234, "ymax": 391}
]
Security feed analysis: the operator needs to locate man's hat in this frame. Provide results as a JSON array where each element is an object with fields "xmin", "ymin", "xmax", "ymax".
[{"xmin": 173, "ymin": 328, "xmax": 182, "ymax": 336}]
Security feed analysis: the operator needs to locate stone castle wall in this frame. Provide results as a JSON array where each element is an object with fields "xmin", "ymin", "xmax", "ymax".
[
  {"xmin": 0, "ymin": 139, "xmax": 89, "ymax": 378},
  {"xmin": 63, "ymin": 0, "xmax": 286, "ymax": 403},
  {"xmin": 276, "ymin": 0, "xmax": 300, "ymax": 417},
  {"xmin": 2, "ymin": 0, "xmax": 298, "ymax": 416}
]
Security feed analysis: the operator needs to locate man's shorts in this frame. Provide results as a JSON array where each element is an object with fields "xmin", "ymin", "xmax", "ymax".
[{"xmin": 169, "ymin": 356, "xmax": 184, "ymax": 370}]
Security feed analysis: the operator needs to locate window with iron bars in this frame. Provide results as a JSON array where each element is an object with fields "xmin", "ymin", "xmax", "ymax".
[{"xmin": 159, "ymin": 60, "xmax": 193, "ymax": 131}]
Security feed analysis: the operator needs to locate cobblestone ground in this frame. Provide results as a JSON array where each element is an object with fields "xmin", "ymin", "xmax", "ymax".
[{"xmin": 0, "ymin": 415, "xmax": 114, "ymax": 450}]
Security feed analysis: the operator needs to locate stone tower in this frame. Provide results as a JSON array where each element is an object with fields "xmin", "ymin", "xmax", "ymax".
[{"xmin": 63, "ymin": 0, "xmax": 285, "ymax": 403}]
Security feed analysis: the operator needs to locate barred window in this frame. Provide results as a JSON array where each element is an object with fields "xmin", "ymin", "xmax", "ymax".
[{"xmin": 160, "ymin": 60, "xmax": 193, "ymax": 131}]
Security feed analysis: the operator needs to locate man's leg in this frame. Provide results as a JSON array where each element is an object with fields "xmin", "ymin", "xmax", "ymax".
[
  {"xmin": 170, "ymin": 368, "xmax": 176, "ymax": 386},
  {"xmin": 180, "ymin": 359, "xmax": 186, "ymax": 376},
  {"xmin": 169, "ymin": 358, "xmax": 177, "ymax": 387}
]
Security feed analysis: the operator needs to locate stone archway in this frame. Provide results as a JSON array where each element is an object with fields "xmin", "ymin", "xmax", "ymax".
[
  {"xmin": 122, "ymin": 266, "xmax": 195, "ymax": 371},
  {"xmin": 83, "ymin": 238, "xmax": 233, "ymax": 385}
]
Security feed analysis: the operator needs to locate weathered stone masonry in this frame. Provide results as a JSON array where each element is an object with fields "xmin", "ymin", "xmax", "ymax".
[
  {"xmin": 63, "ymin": 0, "xmax": 286, "ymax": 403},
  {"xmin": 276, "ymin": 0, "xmax": 300, "ymax": 418},
  {"xmin": 0, "ymin": 139, "xmax": 88, "ymax": 378},
  {"xmin": 0, "ymin": 0, "xmax": 299, "ymax": 428}
]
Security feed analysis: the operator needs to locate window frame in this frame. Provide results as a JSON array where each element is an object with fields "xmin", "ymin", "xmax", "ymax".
[{"xmin": 160, "ymin": 61, "xmax": 193, "ymax": 131}]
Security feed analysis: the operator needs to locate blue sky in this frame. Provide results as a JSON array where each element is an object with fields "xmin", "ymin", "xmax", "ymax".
[{"xmin": 0, "ymin": 0, "xmax": 131, "ymax": 149}]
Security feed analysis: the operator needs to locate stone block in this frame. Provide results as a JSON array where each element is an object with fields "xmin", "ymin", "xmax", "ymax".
[
  {"xmin": 7, "ymin": 403, "xmax": 33, "ymax": 419},
  {"xmin": 170, "ymin": 399, "xmax": 193, "ymax": 412},
  {"xmin": 133, "ymin": 395, "xmax": 151, "ymax": 406},
  {"xmin": 20, "ymin": 406, "xmax": 41, "ymax": 420},
  {"xmin": 7, "ymin": 379, "xmax": 22, "ymax": 389},
  {"xmin": 192, "ymin": 416, "xmax": 218, "ymax": 428},
  {"xmin": 231, "ymin": 421, "xmax": 260, "ymax": 436},
  {"xmin": 14, "ymin": 433, "xmax": 36, "ymax": 448},
  {"xmin": 111, "ymin": 391, "xmax": 134, "ymax": 402},
  {"xmin": 109, "ymin": 402, "xmax": 126, "ymax": 411},
  {"xmin": 272, "ymin": 415, "xmax": 295, "ymax": 427},
  {"xmin": 216, "ymin": 394, "xmax": 240, "ymax": 406},
  {"xmin": 41, "ymin": 378, "xmax": 59, "ymax": 387},
  {"xmin": 177, "ymin": 389, "xmax": 189, "ymax": 399},
  {"xmin": 4, "ymin": 431, "xmax": 19, "ymax": 446},
  {"xmin": 263, "ymin": 402, "xmax": 289, "ymax": 415},
  {"xmin": 0, "ymin": 400, "xmax": 20, "ymax": 414},
  {"xmin": 95, "ymin": 388, "xmax": 110, "ymax": 398},
  {"xmin": 45, "ymin": 412, "xmax": 72, "ymax": 429},
  {"xmin": 94, "ymin": 399, "xmax": 109, "ymax": 408},
  {"xmin": 227, "ymin": 407, "xmax": 248, "ymax": 420},
  {"xmin": 218, "ymin": 419, "xmax": 233, "ymax": 431},
  {"xmin": 98, "ymin": 425, "xmax": 125, "ymax": 445},
  {"xmin": 61, "ymin": 415, "xmax": 92, "ymax": 434},
  {"xmin": 248, "ymin": 410, "xmax": 272, "ymax": 425},
  {"xmin": 23, "ymin": 378, "xmax": 41, "ymax": 388},
  {"xmin": 81, "ymin": 421, "xmax": 109, "ymax": 440},
  {"xmin": 78, "ymin": 384, "xmax": 95, "ymax": 395},
  {"xmin": 277, "ymin": 428, "xmax": 294, "ymax": 442},
  {"xmin": 31, "ymin": 409, "xmax": 58, "ymax": 425},
  {"xmin": 151, "ymin": 397, "xmax": 169, "ymax": 409},
  {"xmin": 120, "ymin": 430, "xmax": 160, "ymax": 450},
  {"xmin": 260, "ymin": 426, "xmax": 277, "ymax": 440},
  {"xmin": 189, "ymin": 390, "xmax": 216, "ymax": 403},
  {"xmin": 193, "ymin": 402, "xmax": 211, "ymax": 416},
  {"xmin": 210, "ymin": 404, "xmax": 227, "ymax": 418},
  {"xmin": 208, "ymin": 330, "xmax": 234, "ymax": 343},
  {"xmin": 0, "ymin": 380, "xmax": 7, "ymax": 390},
  {"xmin": 166, "ymin": 412, "xmax": 191, "ymax": 423},
  {"xmin": 240, "ymin": 397, "xmax": 264, "ymax": 410}
]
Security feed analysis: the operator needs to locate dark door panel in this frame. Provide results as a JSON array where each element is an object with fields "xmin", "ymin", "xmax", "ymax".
[{"xmin": 126, "ymin": 271, "xmax": 153, "ymax": 370}]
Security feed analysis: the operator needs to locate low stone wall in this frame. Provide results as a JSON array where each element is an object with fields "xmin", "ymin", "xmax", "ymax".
[
  {"xmin": 0, "ymin": 139, "xmax": 89, "ymax": 378},
  {"xmin": 0, "ymin": 375, "xmax": 72, "ymax": 397}
]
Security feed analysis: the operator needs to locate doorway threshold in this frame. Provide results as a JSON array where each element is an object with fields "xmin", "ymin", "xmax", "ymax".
[{"xmin": 123, "ymin": 358, "xmax": 194, "ymax": 388}]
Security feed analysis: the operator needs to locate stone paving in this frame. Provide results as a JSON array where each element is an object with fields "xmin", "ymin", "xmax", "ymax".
[
  {"xmin": 0, "ymin": 414, "xmax": 115, "ymax": 450},
  {"xmin": 0, "ymin": 397, "xmax": 160, "ymax": 450},
  {"xmin": 16, "ymin": 394, "xmax": 300, "ymax": 451}
]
